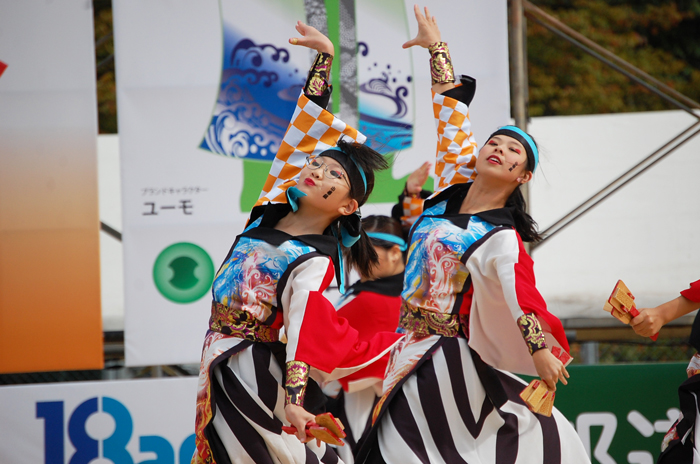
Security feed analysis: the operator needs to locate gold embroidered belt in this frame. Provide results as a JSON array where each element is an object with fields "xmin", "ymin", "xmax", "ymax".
[
  {"xmin": 398, "ymin": 302, "xmax": 465, "ymax": 338},
  {"xmin": 209, "ymin": 301, "xmax": 279, "ymax": 343}
]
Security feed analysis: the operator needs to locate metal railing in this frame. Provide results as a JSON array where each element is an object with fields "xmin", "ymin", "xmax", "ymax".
[{"xmin": 518, "ymin": 1, "xmax": 700, "ymax": 251}]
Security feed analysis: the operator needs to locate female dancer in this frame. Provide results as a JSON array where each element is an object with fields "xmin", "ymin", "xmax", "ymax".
[
  {"xmin": 326, "ymin": 216, "xmax": 406, "ymax": 463},
  {"xmin": 192, "ymin": 21, "xmax": 402, "ymax": 464},
  {"xmin": 357, "ymin": 6, "xmax": 590, "ymax": 463},
  {"xmin": 633, "ymin": 280, "xmax": 700, "ymax": 463}
]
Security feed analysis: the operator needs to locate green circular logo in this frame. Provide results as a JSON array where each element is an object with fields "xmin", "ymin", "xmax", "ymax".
[{"xmin": 153, "ymin": 242, "xmax": 215, "ymax": 304}]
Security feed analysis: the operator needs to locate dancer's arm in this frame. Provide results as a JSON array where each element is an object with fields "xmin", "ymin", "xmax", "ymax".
[
  {"xmin": 256, "ymin": 22, "xmax": 365, "ymax": 207},
  {"xmin": 631, "ymin": 280, "xmax": 700, "ymax": 338},
  {"xmin": 484, "ymin": 231, "xmax": 569, "ymax": 390},
  {"xmin": 281, "ymin": 256, "xmax": 401, "ymax": 439},
  {"xmin": 403, "ymin": 5, "xmax": 454, "ymax": 95},
  {"xmin": 404, "ymin": 5, "xmax": 478, "ymax": 195},
  {"xmin": 392, "ymin": 162, "xmax": 432, "ymax": 228}
]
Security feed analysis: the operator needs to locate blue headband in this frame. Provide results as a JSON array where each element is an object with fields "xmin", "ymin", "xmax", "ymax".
[
  {"xmin": 322, "ymin": 146, "xmax": 367, "ymax": 195},
  {"xmin": 366, "ymin": 232, "xmax": 407, "ymax": 251},
  {"xmin": 490, "ymin": 125, "xmax": 539, "ymax": 172}
]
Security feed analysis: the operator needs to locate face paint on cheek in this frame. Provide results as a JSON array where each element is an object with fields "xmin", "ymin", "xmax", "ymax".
[
  {"xmin": 322, "ymin": 186, "xmax": 336, "ymax": 199},
  {"xmin": 509, "ymin": 162, "xmax": 519, "ymax": 172}
]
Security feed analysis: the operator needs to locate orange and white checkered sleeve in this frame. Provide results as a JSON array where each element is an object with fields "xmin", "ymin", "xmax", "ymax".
[
  {"xmin": 431, "ymin": 90, "xmax": 479, "ymax": 194},
  {"xmin": 400, "ymin": 196, "xmax": 425, "ymax": 227},
  {"xmin": 255, "ymin": 93, "xmax": 366, "ymax": 207}
]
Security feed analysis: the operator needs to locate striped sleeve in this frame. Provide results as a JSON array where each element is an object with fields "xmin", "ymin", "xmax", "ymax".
[
  {"xmin": 431, "ymin": 88, "xmax": 479, "ymax": 194},
  {"xmin": 255, "ymin": 93, "xmax": 366, "ymax": 207}
]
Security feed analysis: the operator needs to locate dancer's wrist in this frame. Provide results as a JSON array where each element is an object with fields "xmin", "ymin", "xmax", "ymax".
[
  {"xmin": 428, "ymin": 41, "xmax": 455, "ymax": 85},
  {"xmin": 304, "ymin": 52, "xmax": 333, "ymax": 96},
  {"xmin": 284, "ymin": 360, "xmax": 310, "ymax": 407},
  {"xmin": 517, "ymin": 313, "xmax": 548, "ymax": 355}
]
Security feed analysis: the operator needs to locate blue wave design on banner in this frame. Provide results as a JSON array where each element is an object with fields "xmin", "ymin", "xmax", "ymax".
[
  {"xmin": 200, "ymin": 27, "xmax": 304, "ymax": 161},
  {"xmin": 359, "ymin": 114, "xmax": 413, "ymax": 153},
  {"xmin": 357, "ymin": 41, "xmax": 413, "ymax": 154}
]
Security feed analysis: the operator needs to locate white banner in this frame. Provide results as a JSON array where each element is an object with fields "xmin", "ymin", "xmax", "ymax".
[
  {"xmin": 0, "ymin": 378, "xmax": 198, "ymax": 464},
  {"xmin": 114, "ymin": 0, "xmax": 510, "ymax": 366}
]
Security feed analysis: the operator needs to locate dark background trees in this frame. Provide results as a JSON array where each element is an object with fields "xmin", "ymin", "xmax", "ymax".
[
  {"xmin": 94, "ymin": 0, "xmax": 116, "ymax": 134},
  {"xmin": 91, "ymin": 1, "xmax": 700, "ymax": 133},
  {"xmin": 527, "ymin": 0, "xmax": 700, "ymax": 116}
]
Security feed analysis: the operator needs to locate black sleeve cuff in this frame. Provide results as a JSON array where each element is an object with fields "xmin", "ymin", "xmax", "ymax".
[
  {"xmin": 305, "ymin": 87, "xmax": 331, "ymax": 110},
  {"xmin": 442, "ymin": 75, "xmax": 477, "ymax": 107}
]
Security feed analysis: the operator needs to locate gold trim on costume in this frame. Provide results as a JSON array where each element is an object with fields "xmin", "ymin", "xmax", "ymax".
[
  {"xmin": 398, "ymin": 302, "xmax": 461, "ymax": 338},
  {"xmin": 428, "ymin": 42, "xmax": 455, "ymax": 86},
  {"xmin": 304, "ymin": 52, "xmax": 333, "ymax": 96},
  {"xmin": 517, "ymin": 313, "xmax": 547, "ymax": 355},
  {"xmin": 285, "ymin": 361, "xmax": 310, "ymax": 407},
  {"xmin": 209, "ymin": 301, "xmax": 279, "ymax": 343}
]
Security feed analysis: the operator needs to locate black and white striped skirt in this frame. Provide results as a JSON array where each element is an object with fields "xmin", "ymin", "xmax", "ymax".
[
  {"xmin": 358, "ymin": 337, "xmax": 590, "ymax": 464},
  {"xmin": 205, "ymin": 341, "xmax": 342, "ymax": 464},
  {"xmin": 326, "ymin": 385, "xmax": 381, "ymax": 464}
]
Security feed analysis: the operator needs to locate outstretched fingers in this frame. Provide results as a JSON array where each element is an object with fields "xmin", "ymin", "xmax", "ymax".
[
  {"xmin": 289, "ymin": 21, "xmax": 307, "ymax": 46},
  {"xmin": 289, "ymin": 20, "xmax": 334, "ymax": 55},
  {"xmin": 403, "ymin": 4, "xmax": 442, "ymax": 49}
]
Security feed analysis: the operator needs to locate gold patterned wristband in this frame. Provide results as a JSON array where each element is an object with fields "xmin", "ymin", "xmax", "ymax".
[
  {"xmin": 517, "ymin": 314, "xmax": 547, "ymax": 355},
  {"xmin": 428, "ymin": 42, "xmax": 455, "ymax": 85},
  {"xmin": 284, "ymin": 360, "xmax": 310, "ymax": 407},
  {"xmin": 304, "ymin": 52, "xmax": 333, "ymax": 96}
]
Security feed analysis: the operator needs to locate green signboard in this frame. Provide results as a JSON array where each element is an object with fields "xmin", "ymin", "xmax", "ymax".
[{"xmin": 536, "ymin": 363, "xmax": 687, "ymax": 463}]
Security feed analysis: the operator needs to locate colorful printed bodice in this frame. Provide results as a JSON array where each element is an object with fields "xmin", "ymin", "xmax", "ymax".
[
  {"xmin": 402, "ymin": 199, "xmax": 496, "ymax": 314},
  {"xmin": 212, "ymin": 227, "xmax": 316, "ymax": 328}
]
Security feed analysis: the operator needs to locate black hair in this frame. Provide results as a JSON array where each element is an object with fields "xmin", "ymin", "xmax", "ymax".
[
  {"xmin": 362, "ymin": 215, "xmax": 403, "ymax": 248},
  {"xmin": 329, "ymin": 138, "xmax": 391, "ymax": 277},
  {"xmin": 331, "ymin": 138, "xmax": 389, "ymax": 205},
  {"xmin": 363, "ymin": 215, "xmax": 408, "ymax": 267},
  {"xmin": 506, "ymin": 186, "xmax": 542, "ymax": 242},
  {"xmin": 348, "ymin": 215, "xmax": 404, "ymax": 279},
  {"xmin": 505, "ymin": 134, "xmax": 542, "ymax": 243}
]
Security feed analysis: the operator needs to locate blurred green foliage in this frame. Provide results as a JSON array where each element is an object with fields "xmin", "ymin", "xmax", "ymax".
[
  {"xmin": 91, "ymin": 1, "xmax": 700, "ymax": 132},
  {"xmin": 94, "ymin": 0, "xmax": 116, "ymax": 133},
  {"xmin": 527, "ymin": 0, "xmax": 700, "ymax": 116}
]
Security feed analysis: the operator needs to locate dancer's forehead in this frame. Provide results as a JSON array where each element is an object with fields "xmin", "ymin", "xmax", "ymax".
[
  {"xmin": 489, "ymin": 135, "xmax": 526, "ymax": 152},
  {"xmin": 318, "ymin": 148, "xmax": 367, "ymax": 200},
  {"xmin": 316, "ymin": 155, "xmax": 346, "ymax": 171}
]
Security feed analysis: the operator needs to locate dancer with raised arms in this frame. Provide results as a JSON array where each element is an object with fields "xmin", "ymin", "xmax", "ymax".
[
  {"xmin": 192, "ymin": 20, "xmax": 402, "ymax": 464},
  {"xmin": 357, "ymin": 6, "xmax": 590, "ymax": 463}
]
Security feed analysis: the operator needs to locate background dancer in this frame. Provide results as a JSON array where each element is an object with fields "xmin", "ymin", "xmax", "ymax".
[
  {"xmin": 392, "ymin": 162, "xmax": 433, "ymax": 239},
  {"xmin": 326, "ymin": 216, "xmax": 407, "ymax": 463},
  {"xmin": 632, "ymin": 280, "xmax": 700, "ymax": 463},
  {"xmin": 357, "ymin": 6, "xmax": 590, "ymax": 463},
  {"xmin": 192, "ymin": 21, "xmax": 402, "ymax": 464}
]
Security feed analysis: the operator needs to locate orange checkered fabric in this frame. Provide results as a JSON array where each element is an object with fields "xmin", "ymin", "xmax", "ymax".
[
  {"xmin": 255, "ymin": 93, "xmax": 366, "ymax": 207},
  {"xmin": 431, "ymin": 89, "xmax": 478, "ymax": 195},
  {"xmin": 401, "ymin": 196, "xmax": 425, "ymax": 227},
  {"xmin": 399, "ymin": 89, "xmax": 479, "ymax": 226}
]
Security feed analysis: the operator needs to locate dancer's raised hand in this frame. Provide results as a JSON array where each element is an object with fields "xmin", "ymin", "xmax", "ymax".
[
  {"xmin": 406, "ymin": 161, "xmax": 432, "ymax": 195},
  {"xmin": 289, "ymin": 20, "xmax": 334, "ymax": 55},
  {"xmin": 403, "ymin": 5, "xmax": 442, "ymax": 49}
]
